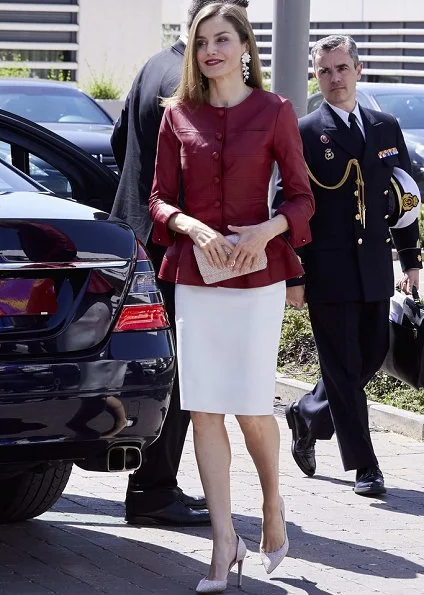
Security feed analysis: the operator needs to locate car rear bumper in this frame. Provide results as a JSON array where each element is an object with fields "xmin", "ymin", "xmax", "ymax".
[{"xmin": 0, "ymin": 330, "xmax": 175, "ymax": 466}]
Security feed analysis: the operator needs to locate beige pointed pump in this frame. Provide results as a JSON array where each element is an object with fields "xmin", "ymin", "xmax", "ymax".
[
  {"xmin": 260, "ymin": 497, "xmax": 289, "ymax": 574},
  {"xmin": 196, "ymin": 535, "xmax": 247, "ymax": 593}
]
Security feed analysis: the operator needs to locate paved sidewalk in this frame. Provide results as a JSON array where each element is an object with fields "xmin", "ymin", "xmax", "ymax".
[{"xmin": 0, "ymin": 410, "xmax": 423, "ymax": 594}]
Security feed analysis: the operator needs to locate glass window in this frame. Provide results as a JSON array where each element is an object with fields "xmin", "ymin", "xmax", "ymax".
[
  {"xmin": 0, "ymin": 86, "xmax": 111, "ymax": 124},
  {"xmin": 28, "ymin": 155, "xmax": 72, "ymax": 198},
  {"xmin": 373, "ymin": 94, "xmax": 424, "ymax": 129},
  {"xmin": 0, "ymin": 158, "xmax": 40, "ymax": 194},
  {"xmin": 308, "ymin": 94, "xmax": 323, "ymax": 113},
  {"xmin": 0, "ymin": 141, "xmax": 72, "ymax": 198}
]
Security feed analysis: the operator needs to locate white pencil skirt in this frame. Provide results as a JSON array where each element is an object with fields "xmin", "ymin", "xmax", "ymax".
[{"xmin": 175, "ymin": 281, "xmax": 286, "ymax": 415}]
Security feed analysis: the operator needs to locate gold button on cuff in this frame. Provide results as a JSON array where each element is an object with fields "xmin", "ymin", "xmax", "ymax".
[
  {"xmin": 384, "ymin": 214, "xmax": 389, "ymax": 219},
  {"xmin": 354, "ymin": 190, "xmax": 359, "ymax": 196},
  {"xmin": 386, "ymin": 238, "xmax": 391, "ymax": 243},
  {"xmin": 384, "ymin": 190, "xmax": 389, "ymax": 195},
  {"xmin": 358, "ymin": 238, "xmax": 363, "ymax": 245},
  {"xmin": 355, "ymin": 214, "xmax": 361, "ymax": 220},
  {"xmin": 418, "ymin": 255, "xmax": 422, "ymax": 262}
]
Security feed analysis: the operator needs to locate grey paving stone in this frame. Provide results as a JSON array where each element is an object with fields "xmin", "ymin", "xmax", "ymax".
[{"xmin": 0, "ymin": 415, "xmax": 423, "ymax": 594}]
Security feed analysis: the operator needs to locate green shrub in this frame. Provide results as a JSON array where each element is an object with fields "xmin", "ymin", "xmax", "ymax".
[
  {"xmin": 0, "ymin": 53, "xmax": 29, "ymax": 78},
  {"xmin": 262, "ymin": 71, "xmax": 271, "ymax": 92},
  {"xmin": 419, "ymin": 205, "xmax": 424, "ymax": 248},
  {"xmin": 84, "ymin": 73, "xmax": 122, "ymax": 100},
  {"xmin": 47, "ymin": 69, "xmax": 71, "ymax": 82},
  {"xmin": 278, "ymin": 307, "xmax": 320, "ymax": 382},
  {"xmin": 278, "ymin": 306, "xmax": 424, "ymax": 413},
  {"xmin": 307, "ymin": 77, "xmax": 319, "ymax": 96}
]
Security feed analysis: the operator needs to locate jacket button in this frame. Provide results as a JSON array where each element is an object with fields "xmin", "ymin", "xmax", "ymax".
[
  {"xmin": 301, "ymin": 238, "xmax": 306, "ymax": 243},
  {"xmin": 386, "ymin": 237, "xmax": 391, "ymax": 243},
  {"xmin": 215, "ymin": 132, "xmax": 223, "ymax": 140},
  {"xmin": 384, "ymin": 190, "xmax": 389, "ymax": 195},
  {"xmin": 355, "ymin": 214, "xmax": 361, "ymax": 220},
  {"xmin": 358, "ymin": 238, "xmax": 363, "ymax": 245},
  {"xmin": 213, "ymin": 176, "xmax": 220, "ymax": 184},
  {"xmin": 217, "ymin": 109, "xmax": 225, "ymax": 117},
  {"xmin": 384, "ymin": 214, "xmax": 389, "ymax": 219},
  {"xmin": 354, "ymin": 190, "xmax": 359, "ymax": 196},
  {"xmin": 212, "ymin": 151, "xmax": 220, "ymax": 160}
]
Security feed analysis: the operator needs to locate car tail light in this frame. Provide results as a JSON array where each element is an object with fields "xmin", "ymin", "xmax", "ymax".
[{"xmin": 114, "ymin": 244, "xmax": 170, "ymax": 332}]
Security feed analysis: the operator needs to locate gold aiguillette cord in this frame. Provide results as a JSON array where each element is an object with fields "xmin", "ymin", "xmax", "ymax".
[{"xmin": 306, "ymin": 158, "xmax": 366, "ymax": 228}]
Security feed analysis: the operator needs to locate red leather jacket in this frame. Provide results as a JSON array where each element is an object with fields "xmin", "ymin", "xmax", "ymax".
[{"xmin": 149, "ymin": 88, "xmax": 314, "ymax": 288}]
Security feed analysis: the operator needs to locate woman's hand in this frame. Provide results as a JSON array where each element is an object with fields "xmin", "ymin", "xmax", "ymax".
[
  {"xmin": 188, "ymin": 221, "xmax": 235, "ymax": 269},
  {"xmin": 227, "ymin": 216, "xmax": 288, "ymax": 274}
]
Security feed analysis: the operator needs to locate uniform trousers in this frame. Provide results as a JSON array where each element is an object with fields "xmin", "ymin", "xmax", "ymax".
[
  {"xmin": 125, "ymin": 238, "xmax": 191, "ymax": 513},
  {"xmin": 298, "ymin": 300, "xmax": 390, "ymax": 471}
]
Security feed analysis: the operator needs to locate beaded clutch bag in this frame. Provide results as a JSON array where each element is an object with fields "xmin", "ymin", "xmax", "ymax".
[{"xmin": 193, "ymin": 234, "xmax": 267, "ymax": 285}]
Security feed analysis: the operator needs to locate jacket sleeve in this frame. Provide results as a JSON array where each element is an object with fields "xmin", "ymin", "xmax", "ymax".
[
  {"xmin": 392, "ymin": 219, "xmax": 422, "ymax": 272},
  {"xmin": 111, "ymin": 93, "xmax": 130, "ymax": 172},
  {"xmin": 272, "ymin": 99, "xmax": 315, "ymax": 248},
  {"xmin": 149, "ymin": 106, "xmax": 183, "ymax": 246}
]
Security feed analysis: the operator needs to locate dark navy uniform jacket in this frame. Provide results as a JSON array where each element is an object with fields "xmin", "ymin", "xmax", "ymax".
[{"xmin": 279, "ymin": 101, "xmax": 422, "ymax": 304}]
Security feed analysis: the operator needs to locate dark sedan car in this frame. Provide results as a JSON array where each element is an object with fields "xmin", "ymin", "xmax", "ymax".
[
  {"xmin": 0, "ymin": 110, "xmax": 175, "ymax": 523},
  {"xmin": 308, "ymin": 82, "xmax": 424, "ymax": 198},
  {"xmin": 0, "ymin": 79, "xmax": 117, "ymax": 195}
]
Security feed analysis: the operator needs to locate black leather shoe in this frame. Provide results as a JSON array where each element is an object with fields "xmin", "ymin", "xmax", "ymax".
[
  {"xmin": 176, "ymin": 487, "xmax": 207, "ymax": 509},
  {"xmin": 285, "ymin": 402, "xmax": 316, "ymax": 477},
  {"xmin": 354, "ymin": 466, "xmax": 386, "ymax": 496},
  {"xmin": 125, "ymin": 499, "xmax": 211, "ymax": 526}
]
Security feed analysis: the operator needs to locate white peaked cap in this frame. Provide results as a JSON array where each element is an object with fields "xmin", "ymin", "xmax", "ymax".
[{"xmin": 388, "ymin": 167, "xmax": 421, "ymax": 229}]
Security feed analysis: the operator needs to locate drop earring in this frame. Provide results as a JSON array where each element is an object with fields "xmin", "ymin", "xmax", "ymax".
[{"xmin": 241, "ymin": 51, "xmax": 251, "ymax": 83}]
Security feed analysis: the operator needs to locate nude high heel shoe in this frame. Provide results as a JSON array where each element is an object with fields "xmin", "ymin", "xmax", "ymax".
[
  {"xmin": 260, "ymin": 497, "xmax": 289, "ymax": 574},
  {"xmin": 196, "ymin": 535, "xmax": 247, "ymax": 593}
]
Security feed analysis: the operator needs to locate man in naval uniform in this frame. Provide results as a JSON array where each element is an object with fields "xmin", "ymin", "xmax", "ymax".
[{"xmin": 282, "ymin": 35, "xmax": 422, "ymax": 495}]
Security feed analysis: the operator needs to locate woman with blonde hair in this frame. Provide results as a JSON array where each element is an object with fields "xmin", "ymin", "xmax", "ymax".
[{"xmin": 149, "ymin": 3, "xmax": 314, "ymax": 592}]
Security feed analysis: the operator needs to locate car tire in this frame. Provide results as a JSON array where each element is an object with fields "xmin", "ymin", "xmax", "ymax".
[{"xmin": 0, "ymin": 462, "xmax": 72, "ymax": 524}]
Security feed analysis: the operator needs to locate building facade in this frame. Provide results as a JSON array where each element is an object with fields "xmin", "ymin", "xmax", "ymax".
[
  {"xmin": 0, "ymin": 0, "xmax": 162, "ymax": 93},
  {"xmin": 164, "ymin": 0, "xmax": 424, "ymax": 85},
  {"xmin": 0, "ymin": 0, "xmax": 422, "ymax": 96}
]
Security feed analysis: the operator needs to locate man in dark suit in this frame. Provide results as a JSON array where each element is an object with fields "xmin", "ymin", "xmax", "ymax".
[
  {"xmin": 111, "ymin": 0, "xmax": 249, "ymax": 526},
  {"xmin": 282, "ymin": 35, "xmax": 422, "ymax": 495}
]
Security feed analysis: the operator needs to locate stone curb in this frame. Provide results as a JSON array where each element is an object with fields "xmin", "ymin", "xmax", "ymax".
[{"xmin": 275, "ymin": 373, "xmax": 424, "ymax": 441}]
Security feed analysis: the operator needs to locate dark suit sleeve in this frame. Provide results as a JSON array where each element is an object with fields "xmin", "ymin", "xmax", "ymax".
[
  {"xmin": 111, "ymin": 94, "xmax": 130, "ymax": 172},
  {"xmin": 389, "ymin": 119, "xmax": 422, "ymax": 271}
]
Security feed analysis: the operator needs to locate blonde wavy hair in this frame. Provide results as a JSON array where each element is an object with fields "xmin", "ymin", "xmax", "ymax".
[{"xmin": 164, "ymin": 2, "xmax": 263, "ymax": 107}]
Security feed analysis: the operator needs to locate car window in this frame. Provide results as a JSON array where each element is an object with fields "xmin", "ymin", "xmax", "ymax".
[
  {"xmin": 0, "ymin": 140, "xmax": 72, "ymax": 198},
  {"xmin": 308, "ymin": 94, "xmax": 324, "ymax": 113},
  {"xmin": 0, "ymin": 154, "xmax": 41, "ymax": 194},
  {"xmin": 0, "ymin": 87, "xmax": 111, "ymax": 125},
  {"xmin": 373, "ymin": 94, "xmax": 424, "ymax": 129},
  {"xmin": 28, "ymin": 156, "xmax": 72, "ymax": 198}
]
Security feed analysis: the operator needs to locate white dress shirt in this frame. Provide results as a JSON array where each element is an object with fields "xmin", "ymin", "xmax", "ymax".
[{"xmin": 326, "ymin": 100, "xmax": 366, "ymax": 140}]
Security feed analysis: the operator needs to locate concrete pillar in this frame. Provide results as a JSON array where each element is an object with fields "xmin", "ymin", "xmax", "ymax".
[{"xmin": 271, "ymin": 0, "xmax": 311, "ymax": 117}]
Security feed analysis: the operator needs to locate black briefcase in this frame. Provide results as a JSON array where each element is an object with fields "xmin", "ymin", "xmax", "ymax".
[{"xmin": 382, "ymin": 288, "xmax": 424, "ymax": 389}]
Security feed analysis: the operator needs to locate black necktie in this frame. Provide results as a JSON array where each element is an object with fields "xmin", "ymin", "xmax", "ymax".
[{"xmin": 348, "ymin": 112, "xmax": 365, "ymax": 159}]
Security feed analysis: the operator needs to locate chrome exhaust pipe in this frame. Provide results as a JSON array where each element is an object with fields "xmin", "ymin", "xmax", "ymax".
[
  {"xmin": 76, "ymin": 444, "xmax": 142, "ymax": 472},
  {"xmin": 107, "ymin": 445, "xmax": 142, "ymax": 472}
]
